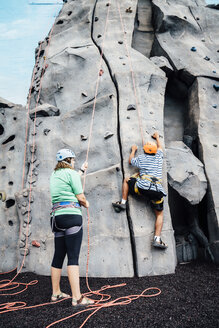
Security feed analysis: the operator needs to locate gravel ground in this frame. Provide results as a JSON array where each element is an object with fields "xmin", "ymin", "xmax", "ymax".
[{"xmin": 0, "ymin": 261, "xmax": 218, "ymax": 328}]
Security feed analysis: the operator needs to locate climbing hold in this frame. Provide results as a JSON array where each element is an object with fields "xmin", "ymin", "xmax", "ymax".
[
  {"xmin": 109, "ymin": 94, "xmax": 113, "ymax": 99},
  {"xmin": 43, "ymin": 129, "xmax": 50, "ymax": 136},
  {"xmin": 127, "ymin": 116, "xmax": 130, "ymax": 119},
  {"xmin": 213, "ymin": 84, "xmax": 219, "ymax": 92},
  {"xmin": 95, "ymin": 17, "xmax": 99, "ymax": 22},
  {"xmin": 184, "ymin": 16, "xmax": 187, "ymax": 19},
  {"xmin": 97, "ymin": 34, "xmax": 102, "ymax": 38},
  {"xmin": 204, "ymin": 56, "xmax": 210, "ymax": 61},
  {"xmin": 201, "ymin": 39, "xmax": 205, "ymax": 42},
  {"xmin": 118, "ymin": 41, "xmax": 123, "ymax": 45},
  {"xmin": 196, "ymin": 17, "xmax": 200, "ymax": 20},
  {"xmin": 81, "ymin": 92, "xmax": 88, "ymax": 97},
  {"xmin": 213, "ymin": 70, "xmax": 216, "ymax": 73},
  {"xmin": 32, "ymin": 240, "xmax": 40, "ymax": 248},
  {"xmin": 106, "ymin": 3, "xmax": 110, "ymax": 6},
  {"xmin": 43, "ymin": 56, "xmax": 46, "ymax": 60},
  {"xmin": 104, "ymin": 131, "xmax": 114, "ymax": 139},
  {"xmin": 213, "ymin": 144, "xmax": 218, "ymax": 147},
  {"xmin": 212, "ymin": 105, "xmax": 217, "ymax": 108},
  {"xmin": 0, "ymin": 191, "xmax": 6, "ymax": 202},
  {"xmin": 150, "ymin": 111, "xmax": 154, "ymax": 114},
  {"xmin": 81, "ymin": 135, "xmax": 88, "ymax": 141},
  {"xmin": 127, "ymin": 104, "xmax": 136, "ymax": 111},
  {"xmin": 57, "ymin": 82, "xmax": 63, "ymax": 90},
  {"xmin": 191, "ymin": 47, "xmax": 197, "ymax": 52},
  {"xmin": 126, "ymin": 7, "xmax": 132, "ymax": 13},
  {"xmin": 99, "ymin": 69, "xmax": 104, "ymax": 76}
]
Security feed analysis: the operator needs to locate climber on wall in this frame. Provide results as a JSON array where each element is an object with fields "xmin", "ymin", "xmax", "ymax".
[
  {"xmin": 112, "ymin": 132, "xmax": 168, "ymax": 249},
  {"xmin": 50, "ymin": 149, "xmax": 94, "ymax": 306}
]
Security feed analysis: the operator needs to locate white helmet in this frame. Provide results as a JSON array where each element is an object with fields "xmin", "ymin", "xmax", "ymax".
[{"xmin": 56, "ymin": 149, "xmax": 75, "ymax": 162}]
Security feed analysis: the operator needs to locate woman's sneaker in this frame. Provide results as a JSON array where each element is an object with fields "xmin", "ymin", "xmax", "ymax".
[
  {"xmin": 112, "ymin": 201, "xmax": 126, "ymax": 212},
  {"xmin": 152, "ymin": 239, "xmax": 168, "ymax": 249}
]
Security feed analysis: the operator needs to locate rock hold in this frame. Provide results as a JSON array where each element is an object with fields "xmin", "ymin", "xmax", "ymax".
[
  {"xmin": 81, "ymin": 135, "xmax": 88, "ymax": 141},
  {"xmin": 127, "ymin": 104, "xmax": 136, "ymax": 111},
  {"xmin": 213, "ymin": 84, "xmax": 219, "ymax": 92},
  {"xmin": 104, "ymin": 131, "xmax": 114, "ymax": 139},
  {"xmin": 43, "ymin": 129, "xmax": 50, "ymax": 136},
  {"xmin": 29, "ymin": 103, "xmax": 60, "ymax": 119},
  {"xmin": 166, "ymin": 141, "xmax": 207, "ymax": 205},
  {"xmin": 20, "ymin": 249, "xmax": 29, "ymax": 256},
  {"xmin": 32, "ymin": 240, "xmax": 40, "ymax": 248}
]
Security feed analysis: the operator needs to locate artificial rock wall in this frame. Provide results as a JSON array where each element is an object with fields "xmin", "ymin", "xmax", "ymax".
[{"xmin": 0, "ymin": 0, "xmax": 218, "ymax": 276}]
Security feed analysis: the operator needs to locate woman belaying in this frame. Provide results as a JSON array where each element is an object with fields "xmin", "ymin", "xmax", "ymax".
[{"xmin": 50, "ymin": 148, "xmax": 94, "ymax": 306}]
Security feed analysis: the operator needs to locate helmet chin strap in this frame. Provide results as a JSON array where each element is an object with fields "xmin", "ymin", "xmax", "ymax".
[{"xmin": 62, "ymin": 160, "xmax": 73, "ymax": 167}]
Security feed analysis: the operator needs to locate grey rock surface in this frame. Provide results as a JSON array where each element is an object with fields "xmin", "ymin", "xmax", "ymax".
[
  {"xmin": 166, "ymin": 141, "xmax": 207, "ymax": 205},
  {"xmin": 1, "ymin": 0, "xmax": 219, "ymax": 275},
  {"xmin": 29, "ymin": 103, "xmax": 60, "ymax": 119},
  {"xmin": 186, "ymin": 77, "xmax": 219, "ymax": 260},
  {"xmin": 0, "ymin": 101, "xmax": 27, "ymax": 272},
  {"xmin": 151, "ymin": 0, "xmax": 219, "ymax": 84}
]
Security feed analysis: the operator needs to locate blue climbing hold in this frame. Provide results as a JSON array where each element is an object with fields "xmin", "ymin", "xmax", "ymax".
[
  {"xmin": 204, "ymin": 56, "xmax": 210, "ymax": 61},
  {"xmin": 213, "ymin": 84, "xmax": 219, "ymax": 92},
  {"xmin": 212, "ymin": 105, "xmax": 217, "ymax": 108},
  {"xmin": 213, "ymin": 70, "xmax": 216, "ymax": 73},
  {"xmin": 191, "ymin": 47, "xmax": 197, "ymax": 52}
]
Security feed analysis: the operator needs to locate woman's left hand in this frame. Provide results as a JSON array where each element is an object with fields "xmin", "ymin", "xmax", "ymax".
[{"xmin": 81, "ymin": 161, "xmax": 88, "ymax": 171}]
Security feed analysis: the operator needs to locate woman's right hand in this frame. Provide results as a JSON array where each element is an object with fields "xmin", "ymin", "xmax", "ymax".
[{"xmin": 85, "ymin": 200, "xmax": 89, "ymax": 208}]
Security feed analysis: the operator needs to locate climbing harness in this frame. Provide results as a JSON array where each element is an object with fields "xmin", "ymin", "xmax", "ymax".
[
  {"xmin": 50, "ymin": 201, "xmax": 81, "ymax": 232},
  {"xmin": 131, "ymin": 173, "xmax": 162, "ymax": 194},
  {"xmin": 51, "ymin": 201, "xmax": 81, "ymax": 212}
]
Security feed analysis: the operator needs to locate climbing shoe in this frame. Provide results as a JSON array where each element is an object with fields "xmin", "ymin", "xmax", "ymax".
[
  {"xmin": 112, "ymin": 201, "xmax": 126, "ymax": 213},
  {"xmin": 152, "ymin": 239, "xmax": 168, "ymax": 249}
]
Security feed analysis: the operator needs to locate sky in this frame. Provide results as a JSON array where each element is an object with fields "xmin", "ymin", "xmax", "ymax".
[
  {"xmin": 0, "ymin": 0, "xmax": 218, "ymax": 106},
  {"xmin": 0, "ymin": 0, "xmax": 62, "ymax": 105}
]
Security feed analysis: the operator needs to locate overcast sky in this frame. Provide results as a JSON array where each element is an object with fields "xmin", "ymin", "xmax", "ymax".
[{"xmin": 0, "ymin": 0, "xmax": 218, "ymax": 105}]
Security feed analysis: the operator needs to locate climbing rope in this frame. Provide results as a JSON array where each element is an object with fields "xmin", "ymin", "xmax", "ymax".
[
  {"xmin": 0, "ymin": 13, "xmax": 57, "ymax": 302},
  {"xmin": 116, "ymin": 1, "xmax": 145, "ymax": 147}
]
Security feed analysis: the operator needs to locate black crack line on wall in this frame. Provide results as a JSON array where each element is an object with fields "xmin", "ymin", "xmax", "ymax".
[
  {"xmin": 91, "ymin": 0, "xmax": 138, "ymax": 276},
  {"xmin": 188, "ymin": 6, "xmax": 203, "ymax": 32}
]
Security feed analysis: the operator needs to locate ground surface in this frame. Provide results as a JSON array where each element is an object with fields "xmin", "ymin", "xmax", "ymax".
[{"xmin": 0, "ymin": 261, "xmax": 218, "ymax": 328}]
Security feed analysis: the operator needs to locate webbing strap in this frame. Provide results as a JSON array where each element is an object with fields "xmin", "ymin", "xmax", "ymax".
[
  {"xmin": 151, "ymin": 198, "xmax": 164, "ymax": 205},
  {"xmin": 51, "ymin": 202, "xmax": 81, "ymax": 214},
  {"xmin": 55, "ymin": 226, "xmax": 82, "ymax": 237},
  {"xmin": 140, "ymin": 175, "xmax": 162, "ymax": 184}
]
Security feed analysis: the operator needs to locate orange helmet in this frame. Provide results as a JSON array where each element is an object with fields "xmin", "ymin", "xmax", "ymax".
[{"xmin": 143, "ymin": 142, "xmax": 157, "ymax": 154}]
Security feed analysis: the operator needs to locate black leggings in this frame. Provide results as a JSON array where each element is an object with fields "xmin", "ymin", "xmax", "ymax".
[{"xmin": 51, "ymin": 214, "xmax": 83, "ymax": 268}]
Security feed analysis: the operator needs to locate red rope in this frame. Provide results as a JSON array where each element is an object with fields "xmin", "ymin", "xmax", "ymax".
[
  {"xmin": 0, "ymin": 18, "xmax": 56, "ymax": 296},
  {"xmin": 116, "ymin": 0, "xmax": 145, "ymax": 147}
]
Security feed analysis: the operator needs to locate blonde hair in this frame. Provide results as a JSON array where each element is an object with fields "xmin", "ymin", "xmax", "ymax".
[{"xmin": 54, "ymin": 157, "xmax": 73, "ymax": 171}]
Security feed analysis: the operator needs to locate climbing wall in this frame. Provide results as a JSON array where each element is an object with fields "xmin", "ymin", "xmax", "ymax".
[
  {"xmin": 1, "ymin": 0, "xmax": 219, "ymax": 275},
  {"xmin": 0, "ymin": 99, "xmax": 27, "ymax": 272},
  {"xmin": 18, "ymin": 0, "xmax": 176, "ymax": 276}
]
